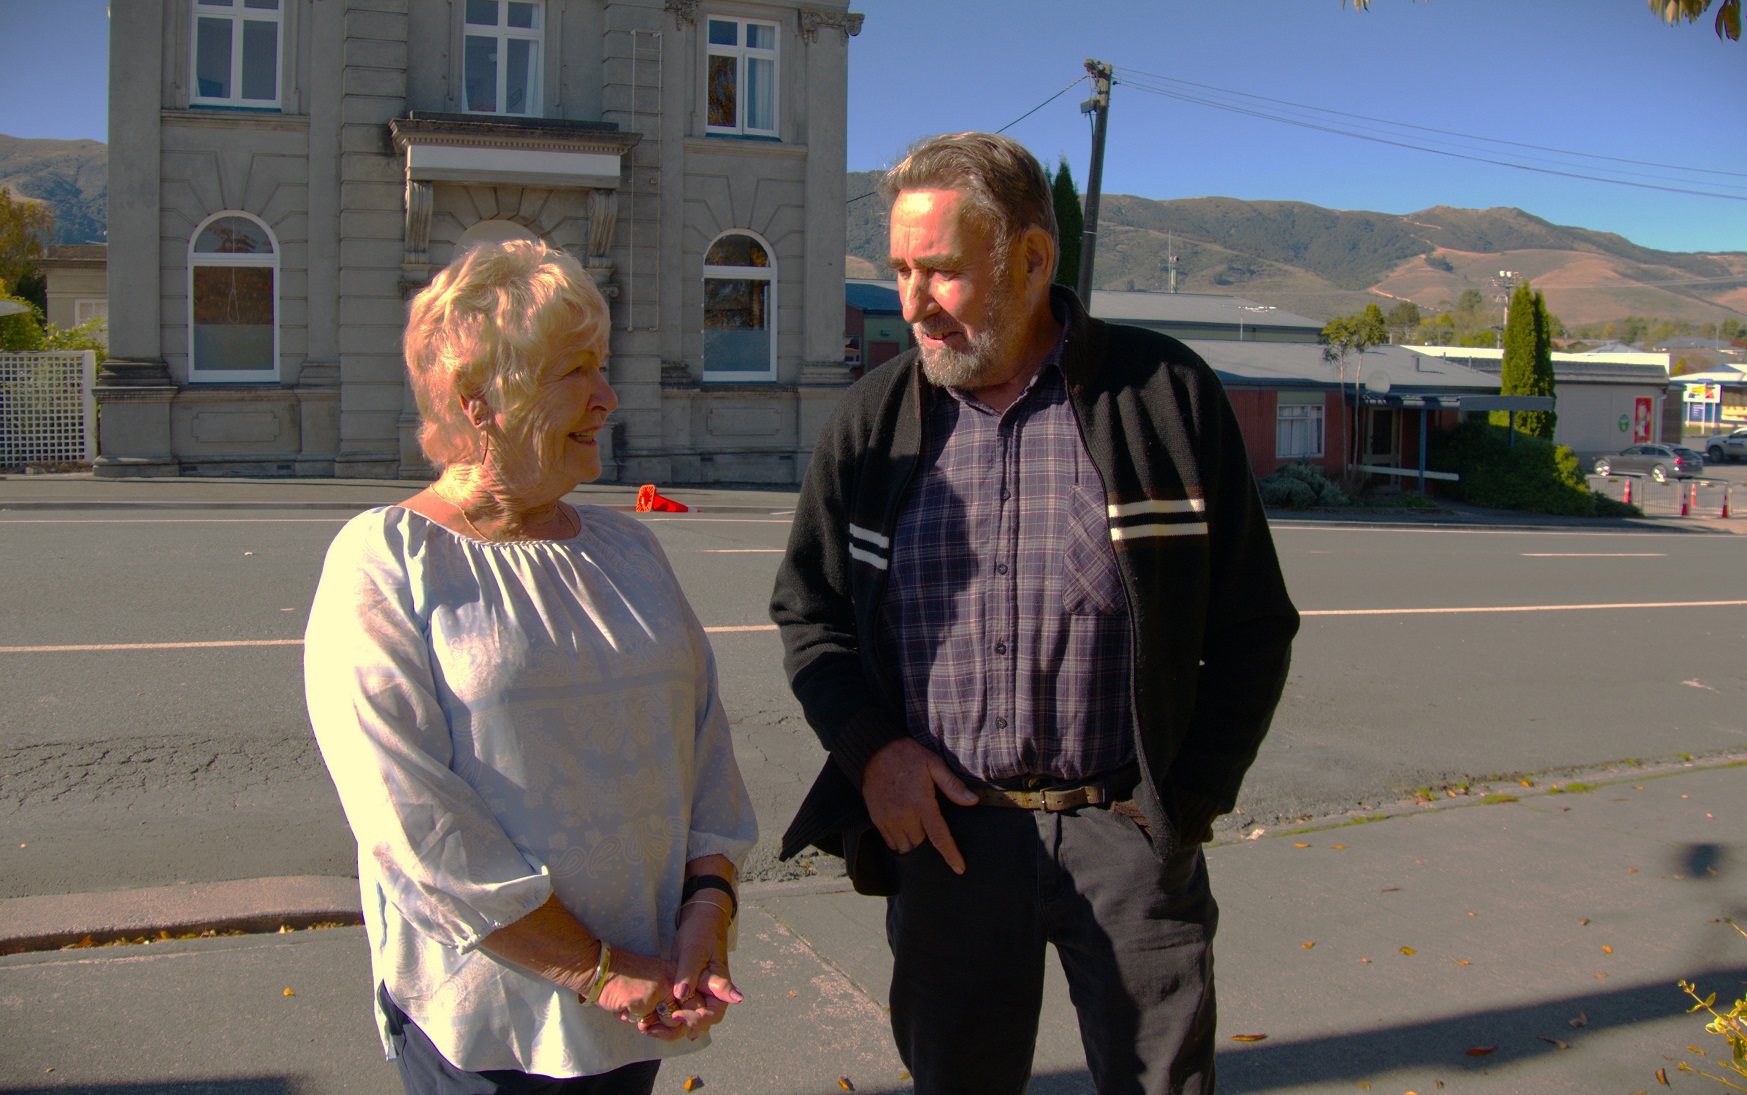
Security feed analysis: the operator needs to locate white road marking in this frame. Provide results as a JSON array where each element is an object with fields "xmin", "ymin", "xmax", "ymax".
[
  {"xmin": 700, "ymin": 549, "xmax": 784, "ymax": 553},
  {"xmin": 642, "ymin": 518, "xmax": 792, "ymax": 524},
  {"xmin": 0, "ymin": 626, "xmax": 783, "ymax": 653},
  {"xmin": 1519, "ymin": 553, "xmax": 1667, "ymax": 557},
  {"xmin": 1302, "ymin": 600, "xmax": 1747, "ymax": 618},
  {"xmin": 0, "ymin": 518, "xmax": 349, "ymax": 524},
  {"xmin": 0, "ymin": 639, "xmax": 305, "ymax": 653},
  {"xmin": 1273, "ymin": 524, "xmax": 1728, "ymax": 537},
  {"xmin": 10, "ymin": 598, "xmax": 1739, "ymax": 653}
]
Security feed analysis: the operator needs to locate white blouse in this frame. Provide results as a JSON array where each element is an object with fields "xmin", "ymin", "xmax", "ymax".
[{"xmin": 304, "ymin": 505, "xmax": 757, "ymax": 1076}]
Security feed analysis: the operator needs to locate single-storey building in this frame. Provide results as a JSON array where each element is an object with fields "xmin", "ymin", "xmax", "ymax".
[
  {"xmin": 844, "ymin": 278, "xmax": 913, "ymax": 375},
  {"xmin": 32, "ymin": 245, "xmax": 109, "ymax": 330},
  {"xmin": 1406, "ymin": 345, "xmax": 1672, "ymax": 456}
]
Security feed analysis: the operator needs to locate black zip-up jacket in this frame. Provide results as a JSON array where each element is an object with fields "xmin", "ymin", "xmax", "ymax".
[{"xmin": 770, "ymin": 287, "xmax": 1300, "ymax": 862}]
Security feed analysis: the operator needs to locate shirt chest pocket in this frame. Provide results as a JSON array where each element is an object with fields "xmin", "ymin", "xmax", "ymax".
[{"xmin": 1059, "ymin": 485, "xmax": 1125, "ymax": 616}]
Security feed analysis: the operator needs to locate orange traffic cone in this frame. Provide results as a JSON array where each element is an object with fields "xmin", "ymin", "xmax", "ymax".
[
  {"xmin": 635, "ymin": 484, "xmax": 689, "ymax": 513},
  {"xmin": 1723, "ymin": 486, "xmax": 1732, "ymax": 519},
  {"xmin": 1681, "ymin": 485, "xmax": 1690, "ymax": 517},
  {"xmin": 1622, "ymin": 479, "xmax": 1632, "ymax": 506}
]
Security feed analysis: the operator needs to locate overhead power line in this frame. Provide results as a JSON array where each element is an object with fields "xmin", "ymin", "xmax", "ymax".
[
  {"xmin": 1115, "ymin": 75, "xmax": 1747, "ymax": 202},
  {"xmin": 1118, "ymin": 68, "xmax": 1747, "ymax": 182}
]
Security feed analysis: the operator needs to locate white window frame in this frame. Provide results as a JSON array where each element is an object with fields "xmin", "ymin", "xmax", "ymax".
[
  {"xmin": 187, "ymin": 211, "xmax": 281, "ymax": 384},
  {"xmin": 462, "ymin": 0, "xmax": 545, "ymax": 117},
  {"xmin": 189, "ymin": 0, "xmax": 283, "ymax": 109},
  {"xmin": 1276, "ymin": 396, "xmax": 1325, "ymax": 459},
  {"xmin": 73, "ymin": 300, "xmax": 109, "ymax": 325},
  {"xmin": 702, "ymin": 230, "xmax": 777, "ymax": 383},
  {"xmin": 705, "ymin": 15, "xmax": 779, "ymax": 138}
]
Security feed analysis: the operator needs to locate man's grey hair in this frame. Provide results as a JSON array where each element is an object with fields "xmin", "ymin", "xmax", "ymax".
[{"xmin": 880, "ymin": 132, "xmax": 1059, "ymax": 272}]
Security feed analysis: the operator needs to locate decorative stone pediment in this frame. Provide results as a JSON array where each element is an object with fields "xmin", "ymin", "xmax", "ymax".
[{"xmin": 664, "ymin": 0, "xmax": 699, "ymax": 27}]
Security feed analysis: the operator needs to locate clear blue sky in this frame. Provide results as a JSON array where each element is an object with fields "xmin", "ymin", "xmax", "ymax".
[
  {"xmin": 2, "ymin": 0, "xmax": 1741, "ymax": 253},
  {"xmin": 846, "ymin": 0, "xmax": 1746, "ymax": 255}
]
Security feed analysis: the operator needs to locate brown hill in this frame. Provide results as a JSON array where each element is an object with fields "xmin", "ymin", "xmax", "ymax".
[
  {"xmin": 844, "ymin": 180, "xmax": 1747, "ymax": 326},
  {"xmin": 0, "ymin": 135, "xmax": 106, "ymax": 245}
]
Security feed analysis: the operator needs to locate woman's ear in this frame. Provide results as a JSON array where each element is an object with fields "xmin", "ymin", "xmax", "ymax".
[{"xmin": 463, "ymin": 397, "xmax": 490, "ymax": 430}]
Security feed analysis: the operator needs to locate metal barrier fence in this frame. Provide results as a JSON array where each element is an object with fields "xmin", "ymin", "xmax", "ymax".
[
  {"xmin": 0, "ymin": 350, "xmax": 98, "ymax": 466},
  {"xmin": 1588, "ymin": 474, "xmax": 1737, "ymax": 519}
]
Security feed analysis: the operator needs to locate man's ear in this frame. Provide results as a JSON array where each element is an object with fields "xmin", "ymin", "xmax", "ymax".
[{"xmin": 1018, "ymin": 226, "xmax": 1056, "ymax": 295}]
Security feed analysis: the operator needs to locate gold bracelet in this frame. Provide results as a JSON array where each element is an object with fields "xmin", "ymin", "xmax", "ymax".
[
  {"xmin": 676, "ymin": 895, "xmax": 735, "ymax": 924},
  {"xmin": 579, "ymin": 939, "xmax": 614, "ymax": 1006}
]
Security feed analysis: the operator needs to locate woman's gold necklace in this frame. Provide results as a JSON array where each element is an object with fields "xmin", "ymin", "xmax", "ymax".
[{"xmin": 447, "ymin": 497, "xmax": 576, "ymax": 542}]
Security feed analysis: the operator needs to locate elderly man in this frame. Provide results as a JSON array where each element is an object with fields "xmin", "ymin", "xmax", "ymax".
[{"xmin": 770, "ymin": 132, "xmax": 1298, "ymax": 1094}]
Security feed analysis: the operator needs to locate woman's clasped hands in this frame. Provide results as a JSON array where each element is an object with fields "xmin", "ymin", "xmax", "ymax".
[{"xmin": 590, "ymin": 896, "xmax": 740, "ymax": 1042}]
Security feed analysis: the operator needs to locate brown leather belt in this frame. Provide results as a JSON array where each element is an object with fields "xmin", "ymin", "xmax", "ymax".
[{"xmin": 973, "ymin": 766, "xmax": 1140, "ymax": 813}]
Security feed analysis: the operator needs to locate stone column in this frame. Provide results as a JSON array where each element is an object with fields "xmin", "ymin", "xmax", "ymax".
[{"xmin": 94, "ymin": 0, "xmax": 178, "ymax": 477}]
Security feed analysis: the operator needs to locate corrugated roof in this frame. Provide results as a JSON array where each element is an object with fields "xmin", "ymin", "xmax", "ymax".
[
  {"xmin": 1183, "ymin": 341, "xmax": 1499, "ymax": 392},
  {"xmin": 846, "ymin": 279, "xmax": 902, "ymax": 313},
  {"xmin": 1089, "ymin": 290, "xmax": 1324, "ymax": 331}
]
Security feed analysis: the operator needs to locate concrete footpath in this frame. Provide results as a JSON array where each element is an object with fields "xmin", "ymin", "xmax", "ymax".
[{"xmin": 3, "ymin": 761, "xmax": 1743, "ymax": 1094}]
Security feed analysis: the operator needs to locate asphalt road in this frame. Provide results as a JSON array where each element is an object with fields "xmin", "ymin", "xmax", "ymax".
[{"xmin": 2, "ymin": 503, "xmax": 1743, "ymax": 899}]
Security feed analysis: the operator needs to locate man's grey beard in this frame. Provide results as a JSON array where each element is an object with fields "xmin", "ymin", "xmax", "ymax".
[
  {"xmin": 917, "ymin": 327, "xmax": 1006, "ymax": 389},
  {"xmin": 914, "ymin": 260, "xmax": 1024, "ymax": 390}
]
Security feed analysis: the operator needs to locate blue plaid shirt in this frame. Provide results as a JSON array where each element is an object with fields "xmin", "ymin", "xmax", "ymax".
[{"xmin": 877, "ymin": 325, "xmax": 1136, "ymax": 783}]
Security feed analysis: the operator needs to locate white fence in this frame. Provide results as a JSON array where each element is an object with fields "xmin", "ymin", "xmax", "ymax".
[{"xmin": 0, "ymin": 350, "xmax": 98, "ymax": 466}]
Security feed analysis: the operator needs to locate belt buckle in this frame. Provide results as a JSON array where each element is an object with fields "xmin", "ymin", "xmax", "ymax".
[{"xmin": 1041, "ymin": 786, "xmax": 1092, "ymax": 812}]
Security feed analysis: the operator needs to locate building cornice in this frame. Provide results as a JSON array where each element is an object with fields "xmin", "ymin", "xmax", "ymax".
[
  {"xmin": 798, "ymin": 8, "xmax": 864, "ymax": 42},
  {"xmin": 161, "ymin": 108, "xmax": 311, "ymax": 132},
  {"xmin": 390, "ymin": 114, "xmax": 641, "ymax": 159},
  {"xmin": 683, "ymin": 137, "xmax": 808, "ymax": 161}
]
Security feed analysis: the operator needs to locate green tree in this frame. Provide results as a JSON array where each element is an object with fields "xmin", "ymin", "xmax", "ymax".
[
  {"xmin": 1049, "ymin": 157, "xmax": 1084, "ymax": 292},
  {"xmin": 1323, "ymin": 303, "xmax": 1389, "ymax": 470},
  {"xmin": 0, "ymin": 189, "xmax": 54, "ymax": 296},
  {"xmin": 1346, "ymin": 0, "xmax": 1741, "ymax": 43},
  {"xmin": 1492, "ymin": 283, "xmax": 1558, "ymax": 439},
  {"xmin": 1385, "ymin": 300, "xmax": 1421, "ymax": 341}
]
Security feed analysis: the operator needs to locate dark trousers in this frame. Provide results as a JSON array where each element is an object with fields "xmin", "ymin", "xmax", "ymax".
[
  {"xmin": 379, "ymin": 984, "xmax": 661, "ymax": 1095},
  {"xmin": 886, "ymin": 802, "xmax": 1218, "ymax": 1095}
]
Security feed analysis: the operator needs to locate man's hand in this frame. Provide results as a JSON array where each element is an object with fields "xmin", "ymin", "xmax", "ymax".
[{"xmin": 860, "ymin": 738, "xmax": 979, "ymax": 874}]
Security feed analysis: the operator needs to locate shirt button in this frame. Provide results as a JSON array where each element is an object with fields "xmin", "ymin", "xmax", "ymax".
[
  {"xmin": 1000, "ymin": 489, "xmax": 1011, "ymax": 501},
  {"xmin": 996, "ymin": 718, "xmax": 1008, "ymax": 729},
  {"xmin": 995, "ymin": 563, "xmax": 1008, "ymax": 575},
  {"xmin": 994, "ymin": 641, "xmax": 1007, "ymax": 655}
]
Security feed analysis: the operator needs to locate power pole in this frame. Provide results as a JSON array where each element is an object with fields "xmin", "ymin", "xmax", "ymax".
[{"xmin": 1075, "ymin": 59, "xmax": 1112, "ymax": 306}]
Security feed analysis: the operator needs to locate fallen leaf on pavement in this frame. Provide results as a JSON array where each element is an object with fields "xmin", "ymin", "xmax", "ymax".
[
  {"xmin": 1454, "ymin": 959, "xmax": 1470, "ymax": 966},
  {"xmin": 1658, "ymin": 1066, "xmax": 1670, "ymax": 1085},
  {"xmin": 1230, "ymin": 1034, "xmax": 1267, "ymax": 1042},
  {"xmin": 838, "ymin": 1078, "xmax": 854, "ymax": 1092},
  {"xmin": 1570, "ymin": 1011, "xmax": 1589, "ymax": 1028},
  {"xmin": 1596, "ymin": 972, "xmax": 1608, "ymax": 979},
  {"xmin": 1244, "ymin": 828, "xmax": 1266, "ymax": 841},
  {"xmin": 1381, "ymin": 887, "xmax": 1400, "ymax": 893},
  {"xmin": 1400, "ymin": 946, "xmax": 1416, "ymax": 956},
  {"xmin": 1684, "ymin": 679, "xmax": 1720, "ymax": 692},
  {"xmin": 1603, "ymin": 945, "xmax": 1613, "ymax": 954},
  {"xmin": 683, "ymin": 1077, "xmax": 702, "ymax": 1091},
  {"xmin": 1466, "ymin": 1046, "xmax": 1497, "ymax": 1056},
  {"xmin": 1302, "ymin": 942, "xmax": 1315, "ymax": 949},
  {"xmin": 283, "ymin": 988, "xmax": 295, "ymax": 997},
  {"xmin": 1538, "ymin": 1036, "xmax": 1569, "ymax": 1049},
  {"xmin": 1580, "ymin": 918, "xmax": 1590, "ymax": 925},
  {"xmin": 1330, "ymin": 844, "xmax": 1347, "ymax": 850},
  {"xmin": 1294, "ymin": 843, "xmax": 1310, "ymax": 848},
  {"xmin": 1360, "ymin": 957, "xmax": 1371, "ymax": 963},
  {"xmin": 787, "ymin": 991, "xmax": 796, "ymax": 998}
]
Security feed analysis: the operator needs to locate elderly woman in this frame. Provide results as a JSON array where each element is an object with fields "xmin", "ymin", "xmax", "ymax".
[{"xmin": 305, "ymin": 239, "xmax": 757, "ymax": 1095}]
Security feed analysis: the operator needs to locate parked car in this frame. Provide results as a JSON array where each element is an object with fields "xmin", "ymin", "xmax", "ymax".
[
  {"xmin": 1705, "ymin": 428, "xmax": 1747, "ymax": 463},
  {"xmin": 1593, "ymin": 444, "xmax": 1703, "ymax": 482},
  {"xmin": 1674, "ymin": 446, "xmax": 1708, "ymax": 468}
]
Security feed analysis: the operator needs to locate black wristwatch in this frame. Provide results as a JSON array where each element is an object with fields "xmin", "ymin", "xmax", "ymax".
[{"xmin": 680, "ymin": 874, "xmax": 738, "ymax": 919}]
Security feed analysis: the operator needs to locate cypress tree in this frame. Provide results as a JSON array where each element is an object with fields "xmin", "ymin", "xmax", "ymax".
[
  {"xmin": 1492, "ymin": 282, "xmax": 1540, "ymax": 432},
  {"xmin": 1517, "ymin": 289, "xmax": 1558, "ymax": 439},
  {"xmin": 1050, "ymin": 157, "xmax": 1084, "ymax": 292}
]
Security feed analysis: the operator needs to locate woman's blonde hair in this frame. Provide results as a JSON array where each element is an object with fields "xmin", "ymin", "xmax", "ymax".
[{"xmin": 404, "ymin": 239, "xmax": 608, "ymax": 470}]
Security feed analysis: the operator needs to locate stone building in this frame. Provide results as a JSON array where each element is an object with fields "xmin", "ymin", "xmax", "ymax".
[{"xmin": 99, "ymin": 0, "xmax": 862, "ymax": 481}]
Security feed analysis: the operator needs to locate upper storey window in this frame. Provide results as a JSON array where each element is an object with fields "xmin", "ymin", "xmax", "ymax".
[
  {"xmin": 706, "ymin": 17, "xmax": 778, "ymax": 138},
  {"xmin": 465, "ymin": 0, "xmax": 543, "ymax": 116},
  {"xmin": 192, "ymin": 0, "xmax": 282, "ymax": 109}
]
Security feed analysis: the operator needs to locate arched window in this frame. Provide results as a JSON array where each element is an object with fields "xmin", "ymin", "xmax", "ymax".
[
  {"xmin": 189, "ymin": 213, "xmax": 278, "ymax": 382},
  {"xmin": 702, "ymin": 232, "xmax": 775, "ymax": 382}
]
